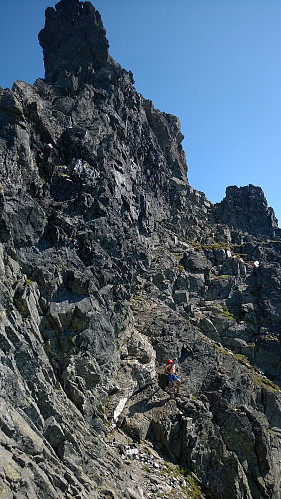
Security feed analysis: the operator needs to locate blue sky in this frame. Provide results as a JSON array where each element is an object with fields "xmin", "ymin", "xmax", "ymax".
[{"xmin": 1, "ymin": 0, "xmax": 281, "ymax": 224}]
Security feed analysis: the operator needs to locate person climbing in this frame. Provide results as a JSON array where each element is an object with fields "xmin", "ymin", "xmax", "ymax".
[{"xmin": 164, "ymin": 357, "xmax": 181, "ymax": 397}]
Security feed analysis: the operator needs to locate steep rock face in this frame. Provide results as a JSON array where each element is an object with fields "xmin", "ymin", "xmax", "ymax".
[
  {"xmin": 0, "ymin": 1, "xmax": 281, "ymax": 498},
  {"xmin": 213, "ymin": 184, "xmax": 279, "ymax": 237},
  {"xmin": 38, "ymin": 0, "xmax": 109, "ymax": 85}
]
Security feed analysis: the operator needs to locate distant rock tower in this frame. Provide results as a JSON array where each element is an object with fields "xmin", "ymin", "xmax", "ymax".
[
  {"xmin": 213, "ymin": 184, "xmax": 279, "ymax": 237},
  {"xmin": 38, "ymin": 0, "xmax": 109, "ymax": 85}
]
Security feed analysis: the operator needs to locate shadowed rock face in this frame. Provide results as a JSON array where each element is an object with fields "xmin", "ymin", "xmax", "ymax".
[
  {"xmin": 38, "ymin": 0, "xmax": 109, "ymax": 84},
  {"xmin": 213, "ymin": 184, "xmax": 279, "ymax": 237},
  {"xmin": 1, "ymin": 1, "xmax": 281, "ymax": 498}
]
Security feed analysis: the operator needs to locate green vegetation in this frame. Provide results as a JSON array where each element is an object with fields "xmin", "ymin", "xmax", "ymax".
[
  {"xmin": 160, "ymin": 462, "xmax": 202, "ymax": 498},
  {"xmin": 60, "ymin": 173, "xmax": 72, "ymax": 182},
  {"xmin": 188, "ymin": 239, "xmax": 281, "ymax": 259},
  {"xmin": 201, "ymin": 242, "xmax": 244, "ymax": 251},
  {"xmin": 217, "ymin": 304, "xmax": 234, "ymax": 320},
  {"xmin": 184, "ymin": 475, "xmax": 202, "ymax": 498},
  {"xmin": 24, "ymin": 278, "xmax": 32, "ymax": 287},
  {"xmin": 203, "ymin": 242, "xmax": 231, "ymax": 250},
  {"xmin": 129, "ymin": 295, "xmax": 145, "ymax": 310},
  {"xmin": 235, "ymin": 253, "xmax": 248, "ymax": 260},
  {"xmin": 172, "ymin": 252, "xmax": 182, "ymax": 261},
  {"xmin": 0, "ymin": 310, "xmax": 6, "ymax": 322},
  {"xmin": 257, "ymin": 239, "xmax": 281, "ymax": 246},
  {"xmin": 235, "ymin": 354, "xmax": 250, "ymax": 366},
  {"xmin": 56, "ymin": 165, "xmax": 73, "ymax": 181},
  {"xmin": 234, "ymin": 354, "xmax": 280, "ymax": 392},
  {"xmin": 255, "ymin": 375, "xmax": 280, "ymax": 392},
  {"xmin": 161, "ymin": 461, "xmax": 175, "ymax": 476},
  {"xmin": 57, "ymin": 256, "xmax": 66, "ymax": 270},
  {"xmin": 193, "ymin": 243, "xmax": 202, "ymax": 251},
  {"xmin": 265, "ymin": 334, "xmax": 279, "ymax": 342},
  {"xmin": 214, "ymin": 343, "xmax": 229, "ymax": 355},
  {"xmin": 130, "ymin": 295, "xmax": 144, "ymax": 303}
]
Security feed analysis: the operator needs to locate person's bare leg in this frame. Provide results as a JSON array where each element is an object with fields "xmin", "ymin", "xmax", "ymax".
[
  {"xmin": 176, "ymin": 379, "xmax": 181, "ymax": 394},
  {"xmin": 168, "ymin": 382, "xmax": 173, "ymax": 394}
]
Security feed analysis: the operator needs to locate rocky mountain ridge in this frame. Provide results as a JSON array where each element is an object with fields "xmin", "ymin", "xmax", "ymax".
[{"xmin": 1, "ymin": 1, "xmax": 281, "ymax": 498}]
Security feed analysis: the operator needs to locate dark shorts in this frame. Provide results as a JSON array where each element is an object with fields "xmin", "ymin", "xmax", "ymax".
[{"xmin": 168, "ymin": 374, "xmax": 179, "ymax": 382}]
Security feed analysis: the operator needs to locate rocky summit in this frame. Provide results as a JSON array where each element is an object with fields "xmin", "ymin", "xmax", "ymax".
[{"xmin": 1, "ymin": 1, "xmax": 281, "ymax": 498}]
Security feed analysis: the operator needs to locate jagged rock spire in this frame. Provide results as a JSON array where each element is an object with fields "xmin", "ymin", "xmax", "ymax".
[
  {"xmin": 38, "ymin": 0, "xmax": 109, "ymax": 84},
  {"xmin": 213, "ymin": 184, "xmax": 278, "ymax": 236}
]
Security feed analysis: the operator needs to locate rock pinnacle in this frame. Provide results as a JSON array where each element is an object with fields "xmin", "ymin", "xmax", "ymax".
[{"xmin": 38, "ymin": 0, "xmax": 109, "ymax": 84}]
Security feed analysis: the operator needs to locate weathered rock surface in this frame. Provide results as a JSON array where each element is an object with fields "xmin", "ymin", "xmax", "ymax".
[
  {"xmin": 213, "ymin": 184, "xmax": 280, "ymax": 237},
  {"xmin": 0, "ymin": 1, "xmax": 281, "ymax": 498},
  {"xmin": 38, "ymin": 0, "xmax": 109, "ymax": 85}
]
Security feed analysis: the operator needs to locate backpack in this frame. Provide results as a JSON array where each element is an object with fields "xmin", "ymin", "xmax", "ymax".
[{"xmin": 164, "ymin": 359, "xmax": 173, "ymax": 374}]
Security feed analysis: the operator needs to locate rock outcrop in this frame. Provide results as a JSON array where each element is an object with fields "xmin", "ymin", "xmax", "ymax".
[
  {"xmin": 38, "ymin": 0, "xmax": 109, "ymax": 85},
  {"xmin": 213, "ymin": 184, "xmax": 279, "ymax": 237},
  {"xmin": 0, "ymin": 1, "xmax": 281, "ymax": 498}
]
